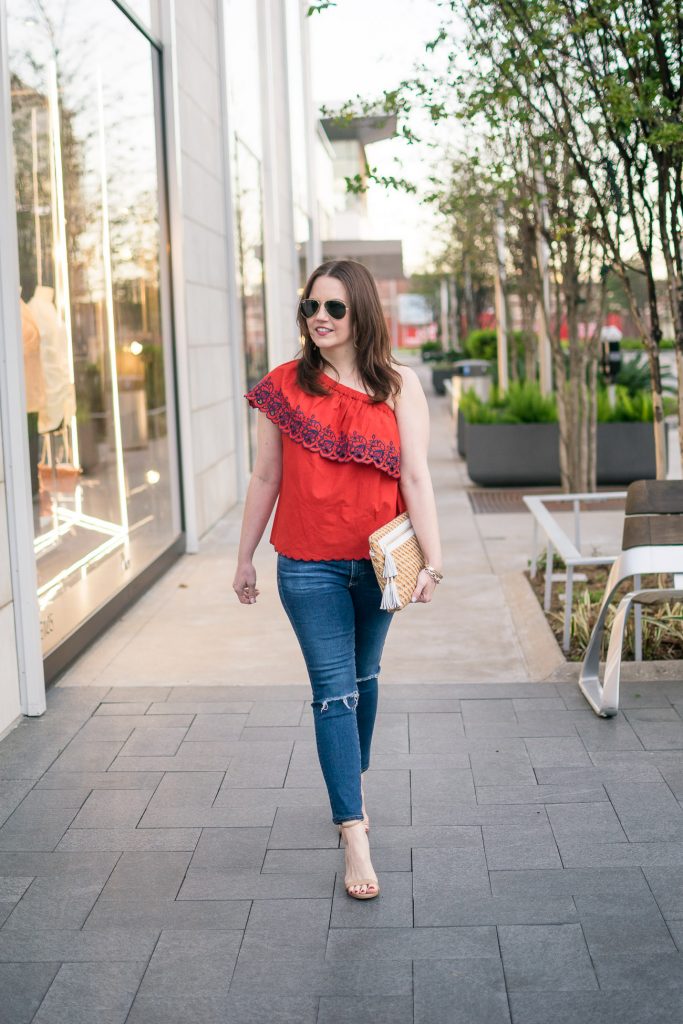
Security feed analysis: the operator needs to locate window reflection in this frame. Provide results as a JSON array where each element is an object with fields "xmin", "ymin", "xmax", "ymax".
[{"xmin": 9, "ymin": 0, "xmax": 179, "ymax": 653}]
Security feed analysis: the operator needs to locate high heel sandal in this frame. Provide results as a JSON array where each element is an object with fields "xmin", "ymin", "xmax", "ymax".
[{"xmin": 339, "ymin": 820, "xmax": 379, "ymax": 900}]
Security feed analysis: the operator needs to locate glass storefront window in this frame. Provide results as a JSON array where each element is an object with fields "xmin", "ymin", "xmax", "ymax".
[
  {"xmin": 233, "ymin": 138, "xmax": 267, "ymax": 467},
  {"xmin": 9, "ymin": 0, "xmax": 180, "ymax": 654},
  {"xmin": 285, "ymin": 0, "xmax": 311, "ymax": 287}
]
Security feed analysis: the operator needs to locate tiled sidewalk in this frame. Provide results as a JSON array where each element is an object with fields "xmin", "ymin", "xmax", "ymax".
[{"xmin": 2, "ymin": 681, "xmax": 683, "ymax": 1022}]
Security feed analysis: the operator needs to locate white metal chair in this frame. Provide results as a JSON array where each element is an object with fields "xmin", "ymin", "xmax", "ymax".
[{"xmin": 579, "ymin": 480, "xmax": 683, "ymax": 717}]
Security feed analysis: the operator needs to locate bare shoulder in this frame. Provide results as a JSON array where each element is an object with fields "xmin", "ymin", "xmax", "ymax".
[{"xmin": 393, "ymin": 363, "xmax": 425, "ymax": 402}]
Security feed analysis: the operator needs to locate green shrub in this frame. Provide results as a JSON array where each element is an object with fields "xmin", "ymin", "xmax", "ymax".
[
  {"xmin": 620, "ymin": 337, "xmax": 675, "ymax": 350},
  {"xmin": 464, "ymin": 328, "xmax": 498, "ymax": 361},
  {"xmin": 461, "ymin": 380, "xmax": 665, "ymax": 424},
  {"xmin": 460, "ymin": 381, "xmax": 558, "ymax": 423}
]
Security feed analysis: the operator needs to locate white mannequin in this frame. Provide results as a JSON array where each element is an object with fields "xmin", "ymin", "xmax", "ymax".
[{"xmin": 28, "ymin": 285, "xmax": 76, "ymax": 434}]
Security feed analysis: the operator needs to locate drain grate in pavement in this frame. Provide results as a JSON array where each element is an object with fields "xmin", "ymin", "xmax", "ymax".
[{"xmin": 468, "ymin": 489, "xmax": 626, "ymax": 514}]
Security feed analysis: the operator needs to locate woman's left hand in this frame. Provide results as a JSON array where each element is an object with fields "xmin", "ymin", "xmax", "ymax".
[{"xmin": 411, "ymin": 569, "xmax": 438, "ymax": 604}]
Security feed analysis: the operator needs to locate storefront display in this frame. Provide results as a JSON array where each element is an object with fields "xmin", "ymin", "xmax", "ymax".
[{"xmin": 8, "ymin": 0, "xmax": 181, "ymax": 657}]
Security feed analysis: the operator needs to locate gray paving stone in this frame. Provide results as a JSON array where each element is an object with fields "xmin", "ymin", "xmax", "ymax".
[
  {"xmin": 94, "ymin": 702, "xmax": 151, "ymax": 716},
  {"xmin": 101, "ymin": 686, "xmax": 172, "ymax": 702},
  {"xmin": 605, "ymin": 781, "xmax": 683, "ymax": 841},
  {"xmin": 512, "ymin": 698, "xmax": 566, "ymax": 713},
  {"xmin": 534, "ymin": 763, "xmax": 665, "ymax": 784},
  {"xmin": 625, "ymin": 707, "xmax": 683, "ymax": 722},
  {"xmin": 498, "ymin": 923, "xmax": 598, "ymax": 991},
  {"xmin": 370, "ymin": 752, "xmax": 470, "ymax": 771},
  {"xmin": 410, "ymin": 768, "xmax": 476, "ymax": 825},
  {"xmin": 282, "ymin": 765, "xmax": 328, "ymax": 790},
  {"xmin": 483, "ymin": 822, "xmax": 562, "ymax": 870},
  {"xmin": 643, "ymin": 866, "xmax": 683, "ymax": 919},
  {"xmin": 0, "ymin": 962, "xmax": 60, "ymax": 1024},
  {"xmin": 408, "ymin": 712, "xmax": 465, "ymax": 752},
  {"xmin": 461, "ymin": 699, "xmax": 517, "ymax": 723},
  {"xmin": 32, "ymin": 960, "xmax": 147, "ymax": 1024},
  {"xmin": 100, "ymin": 851, "xmax": 191, "ymax": 900},
  {"xmin": 368, "ymin": 824, "xmax": 483, "ymax": 849},
  {"xmin": 318, "ymin": 996, "xmax": 413, "ymax": 1024},
  {"xmin": 591, "ymin": 950, "xmax": 683, "ymax": 991},
  {"xmin": 36, "ymin": 771, "xmax": 163, "ymax": 791},
  {"xmin": 267, "ymin": 806, "xmax": 343, "ymax": 849},
  {"xmin": 507, "ymin": 988, "xmax": 683, "ymax": 1024},
  {"xmin": 210, "ymin": 740, "xmax": 300, "ymax": 794},
  {"xmin": 239, "ymin": 898, "xmax": 332, "ymax": 961},
  {"xmin": 326, "ymin": 925, "xmax": 499, "ymax": 960},
  {"xmin": 476, "ymin": 784, "xmax": 608, "ymax": 804},
  {"xmin": 415, "ymin": 891, "xmax": 577, "ymax": 927},
  {"xmin": 56, "ymin": 827, "xmax": 201, "ymax": 852},
  {"xmin": 558, "ymin": 838, "xmax": 683, "ymax": 867},
  {"xmin": 119, "ymin": 727, "xmax": 188, "ymax": 757},
  {"xmin": 183, "ymin": 714, "xmax": 247, "ymax": 742},
  {"xmin": 414, "ymin": 958, "xmax": 511, "ymax": 1024},
  {"xmin": 122, "ymin": 929, "xmax": 242, "ymax": 1024},
  {"xmin": 0, "ymin": 877, "xmax": 33, "ymax": 901},
  {"xmin": 261, "ymin": 847, "xmax": 411, "ymax": 874},
  {"xmin": 239, "ymin": 726, "xmax": 313, "ymax": 743},
  {"xmin": 464, "ymin": 719, "xmax": 579, "ymax": 738},
  {"xmin": 546, "ymin": 802, "xmax": 628, "ymax": 844},
  {"xmin": 49, "ymin": 740, "xmax": 123, "ymax": 772},
  {"xmin": 108, "ymin": 743, "xmax": 240, "ymax": 773},
  {"xmin": 0, "ymin": 927, "xmax": 159, "ymax": 961},
  {"xmin": 490, "ymin": 867, "xmax": 649, "ymax": 898},
  {"xmin": 3, "ymin": 873, "xmax": 104, "ymax": 930},
  {"xmin": 470, "ymin": 752, "xmax": 536, "ymax": 787},
  {"xmin": 75, "ymin": 719, "xmax": 136, "ymax": 743},
  {"xmin": 0, "ymin": 851, "xmax": 118, "ymax": 877},
  {"xmin": 229, "ymin": 957, "xmax": 413, "ymax": 996},
  {"xmin": 178, "ymin": 868, "xmax": 335, "ymax": 900},
  {"xmin": 166, "ymin": 684, "xmax": 309, "ymax": 701},
  {"xmin": 362, "ymin": 769, "xmax": 412, "ymax": 826},
  {"xmin": 84, "ymin": 897, "xmax": 250, "ymax": 930},
  {"xmin": 366, "ymin": 713, "xmax": 409, "ymax": 755},
  {"xmin": 667, "ymin": 919, "xmax": 683, "ymax": 951},
  {"xmin": 0, "ymin": 780, "xmax": 36, "ymax": 826},
  {"xmin": 413, "ymin": 847, "xmax": 490, "ymax": 903},
  {"xmin": 330, "ymin": 871, "xmax": 412, "ymax": 927},
  {"xmin": 189, "ymin": 827, "xmax": 271, "ymax": 870},
  {"xmin": 572, "ymin": 716, "xmax": 644, "ymax": 751},
  {"xmin": 245, "ymin": 701, "xmax": 307, "ymax": 727},
  {"xmin": 627, "ymin": 719, "xmax": 683, "ymax": 749},
  {"xmin": 524, "ymin": 736, "xmax": 592, "ymax": 768},
  {"xmin": 147, "ymin": 700, "xmax": 253, "ymax": 715},
  {"xmin": 147, "ymin": 771, "xmax": 223, "ymax": 807},
  {"xmin": 378, "ymin": 697, "xmax": 462, "ymax": 713},
  {"xmin": 574, "ymin": 890, "xmax": 677, "ymax": 956},
  {"xmin": 70, "ymin": 789, "xmax": 152, "ymax": 829}
]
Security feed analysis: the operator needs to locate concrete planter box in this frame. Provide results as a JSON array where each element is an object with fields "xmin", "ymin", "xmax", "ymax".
[
  {"xmin": 465, "ymin": 421, "xmax": 657, "ymax": 486},
  {"xmin": 432, "ymin": 368, "xmax": 454, "ymax": 395},
  {"xmin": 457, "ymin": 408, "xmax": 467, "ymax": 458}
]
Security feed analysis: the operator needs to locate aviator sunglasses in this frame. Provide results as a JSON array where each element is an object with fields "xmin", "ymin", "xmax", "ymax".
[{"xmin": 299, "ymin": 298, "xmax": 350, "ymax": 320}]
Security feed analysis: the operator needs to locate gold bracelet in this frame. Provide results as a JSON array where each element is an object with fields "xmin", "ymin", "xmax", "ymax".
[{"xmin": 423, "ymin": 564, "xmax": 443, "ymax": 583}]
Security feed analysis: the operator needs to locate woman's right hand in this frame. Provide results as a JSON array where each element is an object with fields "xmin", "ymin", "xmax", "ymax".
[{"xmin": 233, "ymin": 562, "xmax": 260, "ymax": 605}]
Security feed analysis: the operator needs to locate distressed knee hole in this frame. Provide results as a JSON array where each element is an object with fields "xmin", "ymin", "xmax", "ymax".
[{"xmin": 318, "ymin": 690, "xmax": 360, "ymax": 713}]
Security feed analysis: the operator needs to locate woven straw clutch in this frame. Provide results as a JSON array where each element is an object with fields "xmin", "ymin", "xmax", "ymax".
[{"xmin": 369, "ymin": 511, "xmax": 425, "ymax": 612}]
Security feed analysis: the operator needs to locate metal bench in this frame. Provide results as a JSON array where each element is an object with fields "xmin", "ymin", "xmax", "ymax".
[{"xmin": 579, "ymin": 480, "xmax": 683, "ymax": 717}]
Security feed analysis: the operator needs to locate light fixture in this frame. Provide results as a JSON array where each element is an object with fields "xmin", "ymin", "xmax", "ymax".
[{"xmin": 130, "ymin": 340, "xmax": 143, "ymax": 355}]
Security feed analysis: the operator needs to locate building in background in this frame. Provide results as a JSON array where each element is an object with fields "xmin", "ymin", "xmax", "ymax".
[
  {"xmin": 0, "ymin": 0, "xmax": 319, "ymax": 729},
  {"xmin": 317, "ymin": 114, "xmax": 437, "ymax": 348}
]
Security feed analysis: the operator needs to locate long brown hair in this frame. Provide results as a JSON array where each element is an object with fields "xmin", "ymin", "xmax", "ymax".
[{"xmin": 295, "ymin": 260, "xmax": 402, "ymax": 403}]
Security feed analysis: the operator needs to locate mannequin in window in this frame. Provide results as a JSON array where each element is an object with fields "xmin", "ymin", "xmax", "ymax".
[{"xmin": 28, "ymin": 285, "xmax": 76, "ymax": 437}]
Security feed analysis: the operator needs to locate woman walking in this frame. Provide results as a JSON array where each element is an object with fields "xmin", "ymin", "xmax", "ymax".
[{"xmin": 232, "ymin": 260, "xmax": 442, "ymax": 899}]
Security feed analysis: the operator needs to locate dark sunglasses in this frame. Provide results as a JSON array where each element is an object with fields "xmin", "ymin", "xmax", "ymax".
[{"xmin": 299, "ymin": 298, "xmax": 350, "ymax": 320}]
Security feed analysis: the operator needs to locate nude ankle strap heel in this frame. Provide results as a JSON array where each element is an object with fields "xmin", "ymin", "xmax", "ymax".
[{"xmin": 339, "ymin": 820, "xmax": 379, "ymax": 900}]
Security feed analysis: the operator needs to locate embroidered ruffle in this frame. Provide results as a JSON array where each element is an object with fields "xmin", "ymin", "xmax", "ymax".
[{"xmin": 245, "ymin": 365, "xmax": 401, "ymax": 479}]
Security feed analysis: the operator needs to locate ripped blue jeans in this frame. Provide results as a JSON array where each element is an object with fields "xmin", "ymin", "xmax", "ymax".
[{"xmin": 277, "ymin": 555, "xmax": 394, "ymax": 824}]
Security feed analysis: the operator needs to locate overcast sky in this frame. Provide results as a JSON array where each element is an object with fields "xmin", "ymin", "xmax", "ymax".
[{"xmin": 308, "ymin": 0, "xmax": 457, "ymax": 275}]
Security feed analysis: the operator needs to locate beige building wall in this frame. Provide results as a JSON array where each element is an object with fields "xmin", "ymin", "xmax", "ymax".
[{"xmin": 173, "ymin": 0, "xmax": 239, "ymax": 537}]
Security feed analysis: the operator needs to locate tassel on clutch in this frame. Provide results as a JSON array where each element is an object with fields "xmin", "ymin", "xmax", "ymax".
[{"xmin": 369, "ymin": 511, "xmax": 425, "ymax": 612}]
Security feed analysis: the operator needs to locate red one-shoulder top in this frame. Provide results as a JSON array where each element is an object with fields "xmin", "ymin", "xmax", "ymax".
[{"xmin": 245, "ymin": 358, "xmax": 405, "ymax": 561}]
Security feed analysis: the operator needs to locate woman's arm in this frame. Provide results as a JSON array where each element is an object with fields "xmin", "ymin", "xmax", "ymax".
[
  {"xmin": 232, "ymin": 413, "xmax": 282, "ymax": 604},
  {"xmin": 394, "ymin": 366, "xmax": 442, "ymax": 603}
]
